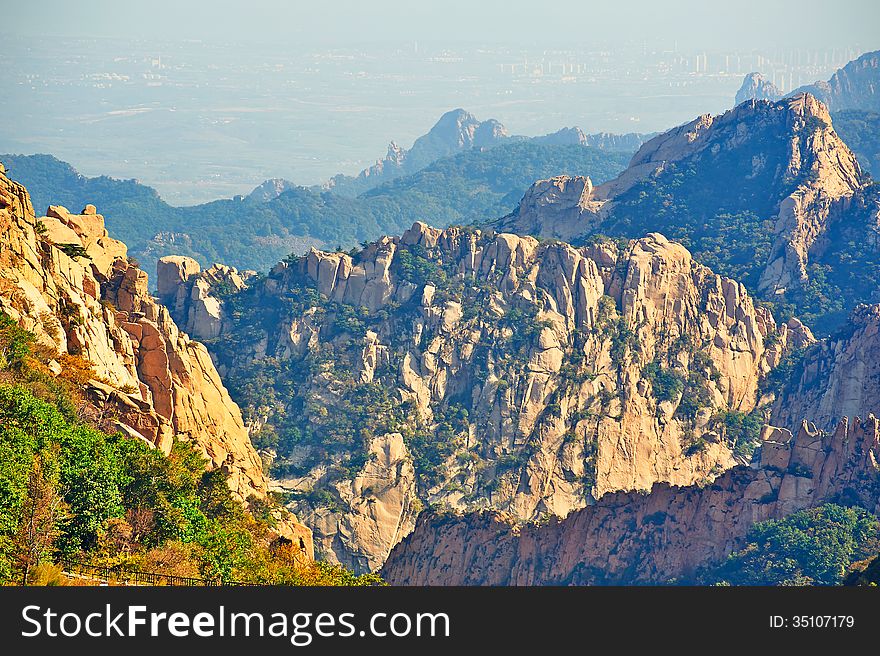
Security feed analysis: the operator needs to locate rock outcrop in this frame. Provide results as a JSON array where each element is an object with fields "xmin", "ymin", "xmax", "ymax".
[
  {"xmin": 735, "ymin": 72, "xmax": 783, "ymax": 105},
  {"xmin": 382, "ymin": 415, "xmax": 880, "ymax": 585},
  {"xmin": 294, "ymin": 433, "xmax": 419, "ymax": 573},
  {"xmin": 198, "ymin": 221, "xmax": 810, "ymax": 571},
  {"xmin": 0, "ymin": 167, "xmax": 307, "ymax": 545},
  {"xmin": 157, "ymin": 256, "xmax": 253, "ymax": 341},
  {"xmin": 246, "ymin": 178, "xmax": 297, "ymax": 204},
  {"xmin": 771, "ymin": 304, "xmax": 880, "ymax": 432}
]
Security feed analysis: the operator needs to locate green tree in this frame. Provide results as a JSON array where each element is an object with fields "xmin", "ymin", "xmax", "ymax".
[
  {"xmin": 12, "ymin": 454, "xmax": 68, "ymax": 584},
  {"xmin": 707, "ymin": 504, "xmax": 880, "ymax": 585}
]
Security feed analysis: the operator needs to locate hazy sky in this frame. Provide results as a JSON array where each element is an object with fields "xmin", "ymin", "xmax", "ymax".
[{"xmin": 5, "ymin": 0, "xmax": 879, "ymax": 50}]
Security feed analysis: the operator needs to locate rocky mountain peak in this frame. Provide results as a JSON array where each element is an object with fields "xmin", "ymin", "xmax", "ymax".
[
  {"xmin": 495, "ymin": 94, "xmax": 870, "ymax": 326},
  {"xmin": 735, "ymin": 72, "xmax": 783, "ymax": 105}
]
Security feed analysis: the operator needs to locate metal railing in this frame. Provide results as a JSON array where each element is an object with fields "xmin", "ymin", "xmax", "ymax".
[{"xmin": 61, "ymin": 559, "xmax": 257, "ymax": 586}]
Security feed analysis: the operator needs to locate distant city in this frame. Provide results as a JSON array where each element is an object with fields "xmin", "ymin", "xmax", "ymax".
[{"xmin": 0, "ymin": 32, "xmax": 866, "ymax": 205}]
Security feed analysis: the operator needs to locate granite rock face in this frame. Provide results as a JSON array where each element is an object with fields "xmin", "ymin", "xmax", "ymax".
[
  {"xmin": 772, "ymin": 304, "xmax": 880, "ymax": 432},
  {"xmin": 0, "ymin": 168, "xmax": 312, "ymax": 554},
  {"xmin": 496, "ymin": 94, "xmax": 868, "ymax": 309},
  {"xmin": 198, "ymin": 221, "xmax": 810, "ymax": 571},
  {"xmin": 158, "ymin": 257, "xmax": 253, "ymax": 341},
  {"xmin": 382, "ymin": 415, "xmax": 880, "ymax": 585}
]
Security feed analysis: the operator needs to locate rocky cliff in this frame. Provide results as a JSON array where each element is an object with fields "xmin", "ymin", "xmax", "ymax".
[
  {"xmin": 495, "ymin": 94, "xmax": 876, "ymax": 332},
  {"xmin": 771, "ymin": 304, "xmax": 880, "ymax": 432},
  {"xmin": 162, "ymin": 221, "xmax": 811, "ymax": 572},
  {"xmin": 0, "ymin": 165, "xmax": 311, "ymax": 552},
  {"xmin": 382, "ymin": 414, "xmax": 880, "ymax": 585}
]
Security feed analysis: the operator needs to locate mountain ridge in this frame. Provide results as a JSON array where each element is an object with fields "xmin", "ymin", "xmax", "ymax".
[
  {"xmin": 495, "ymin": 93, "xmax": 877, "ymax": 333},
  {"xmin": 158, "ymin": 221, "xmax": 811, "ymax": 571}
]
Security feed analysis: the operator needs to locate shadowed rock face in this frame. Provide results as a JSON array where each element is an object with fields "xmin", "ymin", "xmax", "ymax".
[
  {"xmin": 772, "ymin": 304, "xmax": 880, "ymax": 432},
  {"xmin": 382, "ymin": 415, "xmax": 880, "ymax": 585},
  {"xmin": 0, "ymin": 168, "xmax": 313, "ymax": 553},
  {"xmin": 169, "ymin": 217, "xmax": 812, "ymax": 572}
]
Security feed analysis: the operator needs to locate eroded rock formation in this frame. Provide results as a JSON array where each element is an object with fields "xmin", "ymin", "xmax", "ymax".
[
  {"xmin": 772, "ymin": 304, "xmax": 880, "ymax": 432},
  {"xmin": 170, "ymin": 220, "xmax": 811, "ymax": 571},
  {"xmin": 0, "ymin": 168, "xmax": 311, "ymax": 556},
  {"xmin": 495, "ymin": 94, "xmax": 870, "ymax": 313}
]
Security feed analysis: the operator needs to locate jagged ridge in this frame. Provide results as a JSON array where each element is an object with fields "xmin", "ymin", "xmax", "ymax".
[
  {"xmin": 382, "ymin": 415, "xmax": 880, "ymax": 585},
  {"xmin": 160, "ymin": 221, "xmax": 811, "ymax": 572}
]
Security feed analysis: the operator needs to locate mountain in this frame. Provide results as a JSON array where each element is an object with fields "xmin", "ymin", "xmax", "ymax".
[
  {"xmin": 734, "ymin": 51, "xmax": 880, "ymax": 113},
  {"xmin": 322, "ymin": 109, "xmax": 512, "ymax": 197},
  {"xmin": 2, "ymin": 143, "xmax": 631, "ymax": 276},
  {"xmin": 735, "ymin": 72, "xmax": 783, "ymax": 105},
  {"xmin": 312, "ymin": 110, "xmax": 648, "ymax": 200},
  {"xmin": 157, "ymin": 222, "xmax": 813, "ymax": 572},
  {"xmin": 0, "ymin": 166, "xmax": 274, "ymax": 506},
  {"xmin": 382, "ymin": 301, "xmax": 880, "ymax": 584},
  {"xmin": 532, "ymin": 127, "xmax": 650, "ymax": 151},
  {"xmin": 732, "ymin": 52, "xmax": 880, "ymax": 176},
  {"xmin": 496, "ymin": 94, "xmax": 877, "ymax": 334},
  {"xmin": 381, "ymin": 413, "xmax": 880, "ymax": 584},
  {"xmin": 789, "ymin": 50, "xmax": 880, "ymax": 112},
  {"xmin": 377, "ymin": 279, "xmax": 880, "ymax": 584},
  {"xmin": 0, "ymin": 165, "xmax": 362, "ymax": 584}
]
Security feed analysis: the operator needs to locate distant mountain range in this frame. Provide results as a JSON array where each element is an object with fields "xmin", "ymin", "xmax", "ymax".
[
  {"xmin": 2, "ymin": 125, "xmax": 633, "ymax": 275},
  {"xmin": 254, "ymin": 108, "xmax": 649, "ymax": 201},
  {"xmin": 735, "ymin": 50, "xmax": 880, "ymax": 112}
]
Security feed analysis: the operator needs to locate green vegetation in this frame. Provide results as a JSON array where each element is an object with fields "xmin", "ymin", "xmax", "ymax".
[
  {"xmin": 56, "ymin": 243, "xmax": 91, "ymax": 260},
  {"xmin": 642, "ymin": 361, "xmax": 684, "ymax": 402},
  {"xmin": 760, "ymin": 347, "xmax": 807, "ymax": 396},
  {"xmin": 3, "ymin": 144, "xmax": 629, "ymax": 275},
  {"xmin": 716, "ymin": 410, "xmax": 763, "ymax": 460},
  {"xmin": 573, "ymin": 118, "xmax": 880, "ymax": 334},
  {"xmin": 0, "ymin": 312, "xmax": 381, "ymax": 586},
  {"xmin": 705, "ymin": 504, "xmax": 879, "ymax": 585}
]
